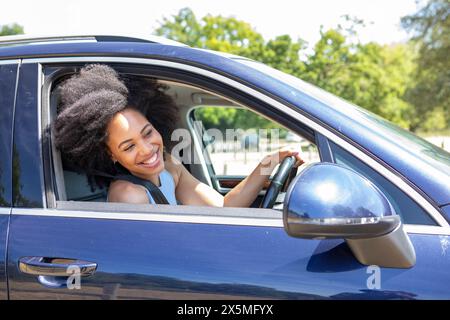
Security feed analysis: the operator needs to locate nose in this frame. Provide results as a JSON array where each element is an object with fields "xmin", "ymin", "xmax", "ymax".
[{"xmin": 137, "ymin": 140, "xmax": 154, "ymax": 156}]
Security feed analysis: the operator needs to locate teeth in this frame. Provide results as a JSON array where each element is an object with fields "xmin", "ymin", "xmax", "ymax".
[{"xmin": 142, "ymin": 152, "xmax": 158, "ymax": 165}]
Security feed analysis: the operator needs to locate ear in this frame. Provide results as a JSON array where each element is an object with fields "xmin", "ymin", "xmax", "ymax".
[{"xmin": 107, "ymin": 147, "xmax": 117, "ymax": 163}]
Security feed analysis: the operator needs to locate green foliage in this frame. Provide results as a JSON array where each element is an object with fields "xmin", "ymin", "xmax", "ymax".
[
  {"xmin": 157, "ymin": 8, "xmax": 307, "ymax": 132},
  {"xmin": 156, "ymin": 5, "xmax": 448, "ymax": 133},
  {"xmin": 194, "ymin": 107, "xmax": 282, "ymax": 133},
  {"xmin": 401, "ymin": 0, "xmax": 450, "ymax": 132},
  {"xmin": 421, "ymin": 107, "xmax": 448, "ymax": 132},
  {"xmin": 155, "ymin": 8, "xmax": 306, "ymax": 71},
  {"xmin": 194, "ymin": 107, "xmax": 237, "ymax": 130},
  {"xmin": 156, "ymin": 7, "xmax": 264, "ymax": 56},
  {"xmin": 0, "ymin": 23, "xmax": 24, "ymax": 36},
  {"xmin": 259, "ymin": 35, "xmax": 306, "ymax": 76},
  {"xmin": 303, "ymin": 29, "xmax": 416, "ymax": 129}
]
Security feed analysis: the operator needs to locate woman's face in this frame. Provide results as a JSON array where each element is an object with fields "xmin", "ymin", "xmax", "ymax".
[{"xmin": 106, "ymin": 108, "xmax": 164, "ymax": 183}]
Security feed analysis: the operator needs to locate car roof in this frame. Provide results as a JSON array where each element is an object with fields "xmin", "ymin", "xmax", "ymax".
[
  {"xmin": 0, "ymin": 33, "xmax": 255, "ymax": 66},
  {"xmin": 0, "ymin": 33, "xmax": 188, "ymax": 47},
  {"xmin": 0, "ymin": 33, "xmax": 256, "ymax": 63}
]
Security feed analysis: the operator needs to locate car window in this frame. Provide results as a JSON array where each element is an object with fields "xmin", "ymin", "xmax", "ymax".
[
  {"xmin": 329, "ymin": 141, "xmax": 437, "ymax": 226},
  {"xmin": 47, "ymin": 65, "xmax": 319, "ymax": 212},
  {"xmin": 0, "ymin": 63, "xmax": 17, "ymax": 207},
  {"xmin": 192, "ymin": 106, "xmax": 320, "ymax": 177}
]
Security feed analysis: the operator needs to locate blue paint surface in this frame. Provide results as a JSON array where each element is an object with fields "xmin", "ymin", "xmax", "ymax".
[{"xmin": 8, "ymin": 214, "xmax": 450, "ymax": 299}]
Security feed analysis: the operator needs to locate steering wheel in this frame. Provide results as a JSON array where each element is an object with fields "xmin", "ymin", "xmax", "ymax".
[{"xmin": 260, "ymin": 156, "xmax": 297, "ymax": 209}]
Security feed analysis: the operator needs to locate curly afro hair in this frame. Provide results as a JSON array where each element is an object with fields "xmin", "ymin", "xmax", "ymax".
[{"xmin": 53, "ymin": 64, "xmax": 179, "ymax": 189}]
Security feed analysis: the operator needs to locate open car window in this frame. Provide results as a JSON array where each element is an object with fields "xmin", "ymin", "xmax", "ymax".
[{"xmin": 44, "ymin": 64, "xmax": 319, "ymax": 213}]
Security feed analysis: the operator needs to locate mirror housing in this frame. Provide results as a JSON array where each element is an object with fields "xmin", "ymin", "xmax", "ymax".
[{"xmin": 283, "ymin": 163, "xmax": 416, "ymax": 268}]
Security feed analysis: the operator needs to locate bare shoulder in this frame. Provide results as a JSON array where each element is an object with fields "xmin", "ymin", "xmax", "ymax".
[
  {"xmin": 108, "ymin": 180, "xmax": 149, "ymax": 204},
  {"xmin": 163, "ymin": 153, "xmax": 182, "ymax": 186}
]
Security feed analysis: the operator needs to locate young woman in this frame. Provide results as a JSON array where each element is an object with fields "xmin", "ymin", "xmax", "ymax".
[{"xmin": 54, "ymin": 64, "xmax": 304, "ymax": 207}]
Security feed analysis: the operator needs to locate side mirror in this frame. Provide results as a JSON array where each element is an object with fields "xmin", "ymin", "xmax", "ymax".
[{"xmin": 283, "ymin": 163, "xmax": 416, "ymax": 268}]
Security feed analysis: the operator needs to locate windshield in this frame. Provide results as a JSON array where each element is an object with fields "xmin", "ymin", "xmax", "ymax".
[{"xmin": 237, "ymin": 59, "xmax": 450, "ymax": 175}]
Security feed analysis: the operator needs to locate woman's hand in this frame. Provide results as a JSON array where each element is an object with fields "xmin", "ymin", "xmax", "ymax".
[
  {"xmin": 260, "ymin": 147, "xmax": 305, "ymax": 174},
  {"xmin": 219, "ymin": 147, "xmax": 305, "ymax": 207}
]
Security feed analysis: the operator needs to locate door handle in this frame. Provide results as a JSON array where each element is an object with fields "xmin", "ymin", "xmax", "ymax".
[{"xmin": 19, "ymin": 256, "xmax": 97, "ymax": 277}]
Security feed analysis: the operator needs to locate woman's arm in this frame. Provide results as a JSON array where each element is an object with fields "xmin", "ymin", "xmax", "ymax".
[
  {"xmin": 169, "ymin": 148, "xmax": 304, "ymax": 207},
  {"xmin": 223, "ymin": 148, "xmax": 304, "ymax": 207},
  {"xmin": 165, "ymin": 154, "xmax": 224, "ymax": 207},
  {"xmin": 108, "ymin": 180, "xmax": 150, "ymax": 204}
]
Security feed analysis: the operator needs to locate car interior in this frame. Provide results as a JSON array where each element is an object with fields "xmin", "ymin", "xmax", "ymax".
[{"xmin": 47, "ymin": 66, "xmax": 318, "ymax": 209}]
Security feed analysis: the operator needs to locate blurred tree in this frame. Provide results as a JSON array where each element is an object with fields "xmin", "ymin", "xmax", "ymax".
[
  {"xmin": 0, "ymin": 23, "xmax": 24, "ymax": 36},
  {"xmin": 155, "ymin": 8, "xmax": 202, "ymax": 47},
  {"xmin": 156, "ymin": 7, "xmax": 264, "ymax": 56},
  {"xmin": 156, "ymin": 8, "xmax": 305, "ymax": 131},
  {"xmin": 155, "ymin": 8, "xmax": 306, "ymax": 73},
  {"xmin": 194, "ymin": 107, "xmax": 237, "ymax": 131},
  {"xmin": 194, "ymin": 107, "xmax": 283, "ymax": 134},
  {"xmin": 201, "ymin": 13, "xmax": 264, "ymax": 55},
  {"xmin": 304, "ymin": 27, "xmax": 416, "ymax": 128},
  {"xmin": 378, "ymin": 44, "xmax": 417, "ymax": 128},
  {"xmin": 401, "ymin": 0, "xmax": 450, "ymax": 132},
  {"xmin": 156, "ymin": 8, "xmax": 431, "ymax": 132},
  {"xmin": 260, "ymin": 35, "xmax": 306, "ymax": 77}
]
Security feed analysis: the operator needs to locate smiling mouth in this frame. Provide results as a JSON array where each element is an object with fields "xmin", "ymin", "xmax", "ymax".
[{"xmin": 138, "ymin": 147, "xmax": 160, "ymax": 168}]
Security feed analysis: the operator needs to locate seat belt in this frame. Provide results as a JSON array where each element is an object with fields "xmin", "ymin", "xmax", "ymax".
[
  {"xmin": 114, "ymin": 174, "xmax": 169, "ymax": 205},
  {"xmin": 88, "ymin": 168, "xmax": 170, "ymax": 205}
]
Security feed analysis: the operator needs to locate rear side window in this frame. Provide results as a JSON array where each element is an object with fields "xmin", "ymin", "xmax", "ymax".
[
  {"xmin": 329, "ymin": 141, "xmax": 437, "ymax": 226},
  {"xmin": 0, "ymin": 63, "xmax": 18, "ymax": 207}
]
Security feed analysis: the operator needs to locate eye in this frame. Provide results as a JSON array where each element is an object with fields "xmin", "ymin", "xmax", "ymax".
[
  {"xmin": 144, "ymin": 129, "xmax": 153, "ymax": 137},
  {"xmin": 124, "ymin": 144, "xmax": 135, "ymax": 152}
]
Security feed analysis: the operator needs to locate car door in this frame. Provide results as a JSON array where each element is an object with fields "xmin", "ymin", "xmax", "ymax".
[
  {"xmin": 0, "ymin": 61, "xmax": 18, "ymax": 300},
  {"xmin": 7, "ymin": 59, "xmax": 450, "ymax": 299},
  {"xmin": 9, "ymin": 195, "xmax": 450, "ymax": 299}
]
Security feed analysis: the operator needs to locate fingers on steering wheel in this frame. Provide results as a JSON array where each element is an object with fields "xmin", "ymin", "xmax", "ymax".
[
  {"xmin": 295, "ymin": 159, "xmax": 304, "ymax": 167},
  {"xmin": 292, "ymin": 153, "xmax": 304, "ymax": 167}
]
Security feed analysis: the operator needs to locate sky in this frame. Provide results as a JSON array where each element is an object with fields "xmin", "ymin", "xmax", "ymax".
[{"xmin": 0, "ymin": 0, "xmax": 421, "ymax": 47}]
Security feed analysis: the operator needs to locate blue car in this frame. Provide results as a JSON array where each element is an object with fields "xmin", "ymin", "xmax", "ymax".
[{"xmin": 0, "ymin": 34, "xmax": 449, "ymax": 300}]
